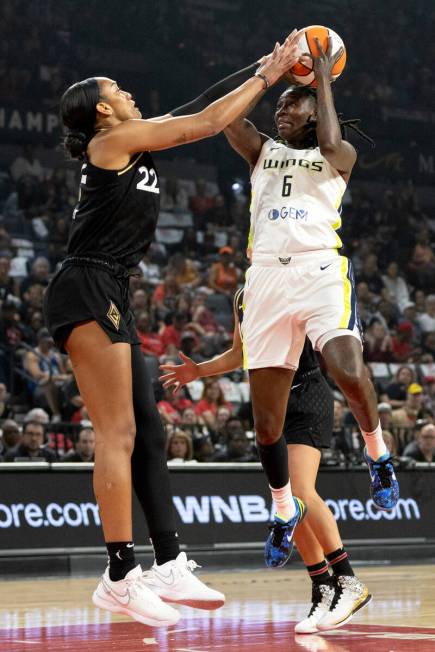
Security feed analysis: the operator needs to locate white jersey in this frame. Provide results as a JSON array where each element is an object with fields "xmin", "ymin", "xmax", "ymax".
[{"xmin": 249, "ymin": 139, "xmax": 347, "ymax": 255}]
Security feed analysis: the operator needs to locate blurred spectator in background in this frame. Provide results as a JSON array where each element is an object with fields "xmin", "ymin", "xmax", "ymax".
[
  {"xmin": 391, "ymin": 383, "xmax": 425, "ymax": 428},
  {"xmin": 213, "ymin": 426, "xmax": 257, "ymax": 462},
  {"xmin": 404, "ymin": 423, "xmax": 435, "ymax": 462},
  {"xmin": 383, "ymin": 365, "xmax": 415, "ymax": 407},
  {"xmin": 136, "ymin": 311, "xmax": 164, "ymax": 358},
  {"xmin": 408, "ymin": 229, "xmax": 435, "ymax": 292},
  {"xmin": 4, "ymin": 419, "xmax": 56, "ymax": 462},
  {"xmin": 0, "ymin": 419, "xmax": 21, "ymax": 460},
  {"xmin": 391, "ymin": 321, "xmax": 416, "ymax": 362},
  {"xmin": 166, "ymin": 428, "xmax": 194, "ymax": 463},
  {"xmin": 364, "ymin": 319, "xmax": 392, "ymax": 362},
  {"xmin": 160, "ymin": 177, "xmax": 188, "ymax": 212},
  {"xmin": 208, "ymin": 247, "xmax": 240, "ymax": 297},
  {"xmin": 378, "ymin": 402, "xmax": 393, "ymax": 432},
  {"xmin": 357, "ymin": 254, "xmax": 384, "ymax": 297},
  {"xmin": 417, "ymin": 295, "xmax": 435, "ymax": 333},
  {"xmin": 180, "ymin": 406, "xmax": 209, "ymax": 439},
  {"xmin": 382, "ymin": 261, "xmax": 410, "ymax": 310},
  {"xmin": 152, "ymin": 272, "xmax": 180, "ymax": 317},
  {"xmin": 356, "ymin": 282, "xmax": 376, "ymax": 326},
  {"xmin": 23, "ymin": 327, "xmax": 70, "ymax": 420},
  {"xmin": 61, "ymin": 426, "xmax": 95, "ymax": 462},
  {"xmin": 20, "ymin": 257, "xmax": 50, "ymax": 295},
  {"xmin": 167, "ymin": 253, "xmax": 200, "ymax": 291},
  {"xmin": 0, "ymin": 253, "xmax": 18, "ymax": 306},
  {"xmin": 195, "ymin": 379, "xmax": 232, "ymax": 430},
  {"xmin": 0, "ymin": 382, "xmax": 13, "ymax": 418},
  {"xmin": 193, "ymin": 434, "xmax": 216, "ymax": 462},
  {"xmin": 189, "ymin": 178, "xmax": 215, "ymax": 227},
  {"xmin": 10, "ymin": 145, "xmax": 44, "ymax": 183},
  {"xmin": 211, "ymin": 405, "xmax": 231, "ymax": 446}
]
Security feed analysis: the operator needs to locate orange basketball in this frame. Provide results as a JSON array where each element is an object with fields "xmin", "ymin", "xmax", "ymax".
[{"xmin": 288, "ymin": 25, "xmax": 346, "ymax": 87}]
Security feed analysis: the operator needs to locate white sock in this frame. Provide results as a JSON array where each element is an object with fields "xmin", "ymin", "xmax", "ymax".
[
  {"xmin": 360, "ymin": 421, "xmax": 388, "ymax": 460},
  {"xmin": 270, "ymin": 480, "xmax": 296, "ymax": 521}
]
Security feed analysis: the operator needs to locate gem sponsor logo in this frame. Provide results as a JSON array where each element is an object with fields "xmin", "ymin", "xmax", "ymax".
[{"xmin": 268, "ymin": 207, "xmax": 308, "ymax": 221}]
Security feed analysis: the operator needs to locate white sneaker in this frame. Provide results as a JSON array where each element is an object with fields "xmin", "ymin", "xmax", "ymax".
[
  {"xmin": 317, "ymin": 575, "xmax": 372, "ymax": 631},
  {"xmin": 92, "ymin": 564, "xmax": 180, "ymax": 626},
  {"xmin": 142, "ymin": 552, "xmax": 225, "ymax": 610},
  {"xmin": 294, "ymin": 582, "xmax": 335, "ymax": 634}
]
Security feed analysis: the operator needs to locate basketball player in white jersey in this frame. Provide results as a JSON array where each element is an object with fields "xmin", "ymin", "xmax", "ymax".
[{"xmin": 223, "ymin": 37, "xmax": 399, "ymax": 567}]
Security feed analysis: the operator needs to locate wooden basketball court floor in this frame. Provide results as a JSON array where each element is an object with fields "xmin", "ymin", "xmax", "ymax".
[{"xmin": 1, "ymin": 564, "xmax": 435, "ymax": 651}]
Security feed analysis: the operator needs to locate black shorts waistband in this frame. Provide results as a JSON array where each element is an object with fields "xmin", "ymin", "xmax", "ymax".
[
  {"xmin": 62, "ymin": 256, "xmax": 139, "ymax": 278},
  {"xmin": 293, "ymin": 368, "xmax": 322, "ymax": 384}
]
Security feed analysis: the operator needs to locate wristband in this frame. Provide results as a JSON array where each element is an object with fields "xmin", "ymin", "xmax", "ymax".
[{"xmin": 254, "ymin": 72, "xmax": 269, "ymax": 90}]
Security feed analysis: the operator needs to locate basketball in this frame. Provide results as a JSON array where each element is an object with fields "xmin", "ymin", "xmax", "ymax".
[{"xmin": 288, "ymin": 25, "xmax": 346, "ymax": 87}]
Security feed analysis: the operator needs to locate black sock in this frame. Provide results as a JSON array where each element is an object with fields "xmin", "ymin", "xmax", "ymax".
[
  {"xmin": 326, "ymin": 547, "xmax": 354, "ymax": 577},
  {"xmin": 106, "ymin": 541, "xmax": 136, "ymax": 581},
  {"xmin": 306, "ymin": 560, "xmax": 331, "ymax": 584},
  {"xmin": 256, "ymin": 436, "xmax": 289, "ymax": 489},
  {"xmin": 151, "ymin": 531, "xmax": 180, "ymax": 566}
]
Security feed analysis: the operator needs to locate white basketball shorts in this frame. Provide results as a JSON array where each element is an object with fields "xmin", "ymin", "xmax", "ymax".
[{"xmin": 241, "ymin": 251, "xmax": 362, "ymax": 370}]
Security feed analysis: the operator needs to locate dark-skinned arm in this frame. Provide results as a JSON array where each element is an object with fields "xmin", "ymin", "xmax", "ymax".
[{"xmin": 312, "ymin": 37, "xmax": 356, "ymax": 178}]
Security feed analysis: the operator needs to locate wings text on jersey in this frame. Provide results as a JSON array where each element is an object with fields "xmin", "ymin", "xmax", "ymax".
[{"xmin": 263, "ymin": 158, "xmax": 324, "ymax": 172}]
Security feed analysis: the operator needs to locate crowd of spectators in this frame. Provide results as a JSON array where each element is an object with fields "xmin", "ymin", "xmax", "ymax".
[{"xmin": 1, "ymin": 159, "xmax": 435, "ymax": 467}]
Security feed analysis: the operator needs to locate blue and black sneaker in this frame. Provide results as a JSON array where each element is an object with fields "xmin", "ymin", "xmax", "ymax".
[
  {"xmin": 264, "ymin": 496, "xmax": 307, "ymax": 568},
  {"xmin": 364, "ymin": 448, "xmax": 399, "ymax": 510}
]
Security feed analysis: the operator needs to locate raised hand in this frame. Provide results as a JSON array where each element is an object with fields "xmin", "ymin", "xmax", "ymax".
[
  {"xmin": 159, "ymin": 352, "xmax": 199, "ymax": 394},
  {"xmin": 257, "ymin": 29, "xmax": 303, "ymax": 87},
  {"xmin": 311, "ymin": 36, "xmax": 344, "ymax": 82}
]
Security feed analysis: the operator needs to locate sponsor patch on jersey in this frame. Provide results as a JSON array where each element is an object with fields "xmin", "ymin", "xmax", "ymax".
[
  {"xmin": 107, "ymin": 301, "xmax": 121, "ymax": 330},
  {"xmin": 268, "ymin": 207, "xmax": 309, "ymax": 222}
]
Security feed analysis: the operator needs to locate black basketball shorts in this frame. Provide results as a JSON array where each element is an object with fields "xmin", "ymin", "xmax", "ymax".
[
  {"xmin": 283, "ymin": 371, "xmax": 334, "ymax": 449},
  {"xmin": 43, "ymin": 259, "xmax": 140, "ymax": 354}
]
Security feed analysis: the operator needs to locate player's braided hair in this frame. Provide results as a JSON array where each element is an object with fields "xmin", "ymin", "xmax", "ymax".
[{"xmin": 277, "ymin": 86, "xmax": 375, "ymax": 149}]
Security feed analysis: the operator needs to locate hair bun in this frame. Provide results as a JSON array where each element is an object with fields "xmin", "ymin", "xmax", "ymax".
[{"xmin": 63, "ymin": 130, "xmax": 90, "ymax": 160}]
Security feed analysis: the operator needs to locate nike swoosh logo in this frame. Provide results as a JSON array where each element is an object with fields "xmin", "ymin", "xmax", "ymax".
[
  {"xmin": 320, "ymin": 263, "xmax": 333, "ymax": 271},
  {"xmin": 116, "ymin": 550, "xmax": 123, "ymax": 560},
  {"xmin": 291, "ymin": 382, "xmax": 302, "ymax": 390},
  {"xmin": 270, "ymin": 147, "xmax": 281, "ymax": 150},
  {"xmin": 126, "ymin": 543, "xmax": 134, "ymax": 548},
  {"xmin": 153, "ymin": 569, "xmax": 176, "ymax": 586},
  {"xmin": 286, "ymin": 535, "xmax": 292, "ymax": 542},
  {"xmin": 102, "ymin": 579, "xmax": 131, "ymax": 605}
]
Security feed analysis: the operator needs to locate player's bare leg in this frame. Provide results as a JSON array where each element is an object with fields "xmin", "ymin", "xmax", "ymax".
[
  {"xmin": 249, "ymin": 367, "xmax": 307, "ymax": 567},
  {"xmin": 65, "ymin": 321, "xmax": 179, "ymax": 626},
  {"xmin": 289, "ymin": 443, "xmax": 371, "ymax": 633},
  {"xmin": 322, "ymin": 335, "xmax": 399, "ymax": 510}
]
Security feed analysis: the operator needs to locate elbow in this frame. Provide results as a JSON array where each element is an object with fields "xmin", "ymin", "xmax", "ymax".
[
  {"xmin": 204, "ymin": 117, "xmax": 221, "ymax": 137},
  {"xmin": 319, "ymin": 141, "xmax": 341, "ymax": 156}
]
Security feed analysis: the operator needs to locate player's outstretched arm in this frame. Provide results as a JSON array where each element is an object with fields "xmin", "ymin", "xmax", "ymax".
[
  {"xmin": 311, "ymin": 37, "xmax": 356, "ymax": 178},
  {"xmin": 95, "ymin": 36, "xmax": 301, "ymax": 157},
  {"xmin": 160, "ymin": 312, "xmax": 243, "ymax": 394}
]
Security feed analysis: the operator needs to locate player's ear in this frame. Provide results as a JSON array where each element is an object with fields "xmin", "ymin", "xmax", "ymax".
[{"xmin": 96, "ymin": 101, "xmax": 113, "ymax": 117}]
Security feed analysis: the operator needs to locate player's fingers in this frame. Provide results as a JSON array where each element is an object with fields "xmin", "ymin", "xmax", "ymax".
[
  {"xmin": 332, "ymin": 46, "xmax": 344, "ymax": 64},
  {"xmin": 173, "ymin": 382, "xmax": 181, "ymax": 396},
  {"xmin": 299, "ymin": 54, "xmax": 312, "ymax": 66},
  {"xmin": 314, "ymin": 36, "xmax": 324, "ymax": 57},
  {"xmin": 162, "ymin": 379, "xmax": 176, "ymax": 389},
  {"xmin": 159, "ymin": 372, "xmax": 175, "ymax": 382},
  {"xmin": 179, "ymin": 351, "xmax": 191, "ymax": 363},
  {"xmin": 326, "ymin": 35, "xmax": 333, "ymax": 57}
]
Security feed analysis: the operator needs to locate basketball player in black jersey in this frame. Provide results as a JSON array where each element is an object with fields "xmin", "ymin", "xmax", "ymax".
[
  {"xmin": 43, "ymin": 34, "xmax": 303, "ymax": 627},
  {"xmin": 160, "ymin": 288, "xmax": 371, "ymax": 632}
]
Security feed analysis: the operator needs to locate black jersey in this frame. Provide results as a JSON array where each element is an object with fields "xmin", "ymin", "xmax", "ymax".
[
  {"xmin": 67, "ymin": 151, "xmax": 160, "ymax": 268},
  {"xmin": 234, "ymin": 287, "xmax": 319, "ymax": 383}
]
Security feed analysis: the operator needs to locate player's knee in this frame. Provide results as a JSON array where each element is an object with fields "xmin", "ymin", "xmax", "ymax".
[
  {"xmin": 255, "ymin": 416, "xmax": 282, "ymax": 445},
  {"xmin": 291, "ymin": 486, "xmax": 317, "ymax": 505},
  {"xmin": 334, "ymin": 362, "xmax": 367, "ymax": 396},
  {"xmin": 97, "ymin": 419, "xmax": 136, "ymax": 456}
]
